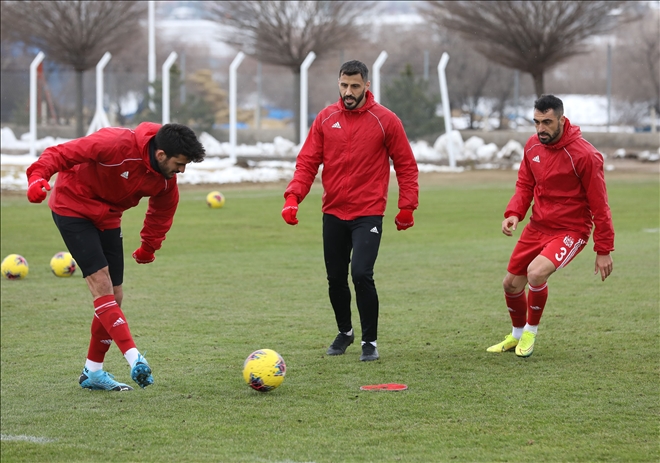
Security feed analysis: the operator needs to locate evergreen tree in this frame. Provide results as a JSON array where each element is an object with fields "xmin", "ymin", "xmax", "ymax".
[
  {"xmin": 383, "ymin": 64, "xmax": 443, "ymax": 141},
  {"xmin": 134, "ymin": 64, "xmax": 215, "ymax": 132}
]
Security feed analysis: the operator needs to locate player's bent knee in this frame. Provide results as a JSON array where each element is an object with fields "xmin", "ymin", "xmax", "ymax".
[
  {"xmin": 526, "ymin": 260, "xmax": 555, "ymax": 286},
  {"xmin": 526, "ymin": 268, "xmax": 552, "ymax": 286},
  {"xmin": 502, "ymin": 273, "xmax": 526, "ymax": 294},
  {"xmin": 503, "ymin": 281, "xmax": 521, "ymax": 294}
]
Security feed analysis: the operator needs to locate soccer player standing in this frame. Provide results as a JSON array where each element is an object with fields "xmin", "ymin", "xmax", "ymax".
[
  {"xmin": 281, "ymin": 60, "xmax": 419, "ymax": 361},
  {"xmin": 26, "ymin": 123, "xmax": 205, "ymax": 390},
  {"xmin": 488, "ymin": 94, "xmax": 614, "ymax": 357}
]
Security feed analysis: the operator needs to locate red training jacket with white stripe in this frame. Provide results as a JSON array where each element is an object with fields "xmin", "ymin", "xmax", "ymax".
[
  {"xmin": 505, "ymin": 117, "xmax": 615, "ymax": 254},
  {"xmin": 284, "ymin": 90, "xmax": 418, "ymax": 220},
  {"xmin": 26, "ymin": 122, "xmax": 177, "ymax": 252}
]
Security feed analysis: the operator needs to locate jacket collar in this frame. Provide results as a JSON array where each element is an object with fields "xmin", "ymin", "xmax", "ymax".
[
  {"xmin": 544, "ymin": 117, "xmax": 582, "ymax": 150},
  {"xmin": 134, "ymin": 122, "xmax": 162, "ymax": 174}
]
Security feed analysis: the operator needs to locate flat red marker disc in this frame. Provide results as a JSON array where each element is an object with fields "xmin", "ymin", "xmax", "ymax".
[{"xmin": 359, "ymin": 383, "xmax": 408, "ymax": 391}]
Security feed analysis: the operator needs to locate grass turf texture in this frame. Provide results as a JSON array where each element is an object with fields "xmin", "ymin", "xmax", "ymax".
[{"xmin": 1, "ymin": 170, "xmax": 658, "ymax": 463}]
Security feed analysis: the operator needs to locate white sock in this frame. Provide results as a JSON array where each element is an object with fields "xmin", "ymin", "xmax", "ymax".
[
  {"xmin": 124, "ymin": 348, "xmax": 139, "ymax": 367},
  {"xmin": 343, "ymin": 329, "xmax": 353, "ymax": 336},
  {"xmin": 524, "ymin": 323, "xmax": 539, "ymax": 335},
  {"xmin": 361, "ymin": 341, "xmax": 377, "ymax": 347},
  {"xmin": 85, "ymin": 360, "xmax": 103, "ymax": 372},
  {"xmin": 512, "ymin": 327, "xmax": 524, "ymax": 339}
]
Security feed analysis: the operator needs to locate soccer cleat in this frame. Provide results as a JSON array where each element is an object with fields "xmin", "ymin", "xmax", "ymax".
[
  {"xmin": 516, "ymin": 331, "xmax": 536, "ymax": 357},
  {"xmin": 326, "ymin": 332, "xmax": 355, "ymax": 355},
  {"xmin": 131, "ymin": 353, "xmax": 154, "ymax": 388},
  {"xmin": 515, "ymin": 331, "xmax": 536, "ymax": 357},
  {"xmin": 360, "ymin": 343, "xmax": 380, "ymax": 362},
  {"xmin": 486, "ymin": 334, "xmax": 519, "ymax": 353},
  {"xmin": 79, "ymin": 367, "xmax": 133, "ymax": 391}
]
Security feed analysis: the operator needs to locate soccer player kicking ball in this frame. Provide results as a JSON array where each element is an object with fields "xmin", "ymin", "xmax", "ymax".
[
  {"xmin": 488, "ymin": 94, "xmax": 614, "ymax": 358},
  {"xmin": 26, "ymin": 123, "xmax": 205, "ymax": 390}
]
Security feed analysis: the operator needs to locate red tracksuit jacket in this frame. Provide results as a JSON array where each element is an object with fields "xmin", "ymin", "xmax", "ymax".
[
  {"xmin": 285, "ymin": 91, "xmax": 418, "ymax": 220},
  {"xmin": 505, "ymin": 118, "xmax": 615, "ymax": 254},
  {"xmin": 26, "ymin": 122, "xmax": 178, "ymax": 252}
]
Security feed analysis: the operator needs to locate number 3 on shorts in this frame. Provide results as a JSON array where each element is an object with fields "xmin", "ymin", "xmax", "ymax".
[{"xmin": 555, "ymin": 247, "xmax": 567, "ymax": 262}]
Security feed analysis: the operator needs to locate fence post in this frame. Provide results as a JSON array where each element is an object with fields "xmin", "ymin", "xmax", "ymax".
[
  {"xmin": 372, "ymin": 51, "xmax": 388, "ymax": 103},
  {"xmin": 148, "ymin": 1, "xmax": 156, "ymax": 111},
  {"xmin": 300, "ymin": 51, "xmax": 316, "ymax": 144},
  {"xmin": 86, "ymin": 52, "xmax": 112, "ymax": 135},
  {"xmin": 229, "ymin": 51, "xmax": 246, "ymax": 164},
  {"xmin": 438, "ymin": 52, "xmax": 455, "ymax": 169},
  {"xmin": 162, "ymin": 51, "xmax": 178, "ymax": 124},
  {"xmin": 29, "ymin": 51, "xmax": 45, "ymax": 157}
]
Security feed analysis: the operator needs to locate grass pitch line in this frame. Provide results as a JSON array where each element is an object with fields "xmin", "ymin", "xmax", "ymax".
[{"xmin": 1, "ymin": 434, "xmax": 56, "ymax": 443}]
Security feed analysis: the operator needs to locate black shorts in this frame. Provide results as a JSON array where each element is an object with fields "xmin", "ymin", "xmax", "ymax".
[{"xmin": 52, "ymin": 212, "xmax": 124, "ymax": 286}]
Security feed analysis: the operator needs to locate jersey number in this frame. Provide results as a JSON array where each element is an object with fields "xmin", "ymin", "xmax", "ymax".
[{"xmin": 555, "ymin": 247, "xmax": 568, "ymax": 262}]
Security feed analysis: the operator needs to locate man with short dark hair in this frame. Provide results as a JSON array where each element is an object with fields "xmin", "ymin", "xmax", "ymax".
[
  {"xmin": 26, "ymin": 122, "xmax": 205, "ymax": 390},
  {"xmin": 487, "ymin": 94, "xmax": 614, "ymax": 357},
  {"xmin": 282, "ymin": 60, "xmax": 419, "ymax": 361}
]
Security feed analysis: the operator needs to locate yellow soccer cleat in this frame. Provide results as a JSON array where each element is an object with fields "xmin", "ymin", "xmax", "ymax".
[
  {"xmin": 515, "ymin": 331, "xmax": 536, "ymax": 357},
  {"xmin": 486, "ymin": 334, "xmax": 519, "ymax": 353}
]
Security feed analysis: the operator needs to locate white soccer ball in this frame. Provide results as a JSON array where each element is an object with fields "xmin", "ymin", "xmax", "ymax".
[
  {"xmin": 206, "ymin": 191, "xmax": 225, "ymax": 208},
  {"xmin": 1, "ymin": 254, "xmax": 29, "ymax": 280},
  {"xmin": 242, "ymin": 349, "xmax": 286, "ymax": 392},
  {"xmin": 50, "ymin": 252, "xmax": 77, "ymax": 277}
]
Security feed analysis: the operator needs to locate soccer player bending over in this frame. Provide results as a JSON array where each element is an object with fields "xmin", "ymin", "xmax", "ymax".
[
  {"xmin": 26, "ymin": 123, "xmax": 205, "ymax": 390},
  {"xmin": 488, "ymin": 94, "xmax": 614, "ymax": 357}
]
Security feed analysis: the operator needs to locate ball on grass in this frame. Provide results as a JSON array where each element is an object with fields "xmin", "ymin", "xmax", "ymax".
[
  {"xmin": 206, "ymin": 191, "xmax": 225, "ymax": 208},
  {"xmin": 50, "ymin": 252, "xmax": 77, "ymax": 277},
  {"xmin": 1, "ymin": 254, "xmax": 29, "ymax": 280},
  {"xmin": 242, "ymin": 349, "xmax": 286, "ymax": 392}
]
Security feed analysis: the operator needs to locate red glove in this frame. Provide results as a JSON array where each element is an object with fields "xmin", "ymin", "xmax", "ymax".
[
  {"xmin": 27, "ymin": 178, "xmax": 51, "ymax": 203},
  {"xmin": 281, "ymin": 195, "xmax": 299, "ymax": 225},
  {"xmin": 395, "ymin": 209, "xmax": 414, "ymax": 231},
  {"xmin": 132, "ymin": 244, "xmax": 155, "ymax": 264}
]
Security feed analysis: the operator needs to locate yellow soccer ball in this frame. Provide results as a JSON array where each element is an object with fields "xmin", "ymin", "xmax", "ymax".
[
  {"xmin": 1, "ymin": 254, "xmax": 29, "ymax": 280},
  {"xmin": 206, "ymin": 191, "xmax": 225, "ymax": 208},
  {"xmin": 242, "ymin": 349, "xmax": 286, "ymax": 392},
  {"xmin": 50, "ymin": 252, "xmax": 77, "ymax": 277}
]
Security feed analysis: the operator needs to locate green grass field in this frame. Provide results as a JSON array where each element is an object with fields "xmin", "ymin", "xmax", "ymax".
[{"xmin": 1, "ymin": 170, "xmax": 658, "ymax": 463}]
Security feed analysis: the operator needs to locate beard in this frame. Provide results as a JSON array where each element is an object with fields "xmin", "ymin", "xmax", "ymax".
[
  {"xmin": 157, "ymin": 158, "xmax": 177, "ymax": 179},
  {"xmin": 538, "ymin": 126, "xmax": 562, "ymax": 144},
  {"xmin": 342, "ymin": 90, "xmax": 365, "ymax": 110}
]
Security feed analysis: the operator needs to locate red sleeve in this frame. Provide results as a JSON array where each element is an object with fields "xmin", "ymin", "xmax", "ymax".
[
  {"xmin": 140, "ymin": 182, "xmax": 179, "ymax": 252},
  {"xmin": 386, "ymin": 116, "xmax": 419, "ymax": 211},
  {"xmin": 284, "ymin": 116, "xmax": 323, "ymax": 202},
  {"xmin": 578, "ymin": 150, "xmax": 615, "ymax": 254},
  {"xmin": 504, "ymin": 150, "xmax": 534, "ymax": 221},
  {"xmin": 26, "ymin": 128, "xmax": 117, "ymax": 183}
]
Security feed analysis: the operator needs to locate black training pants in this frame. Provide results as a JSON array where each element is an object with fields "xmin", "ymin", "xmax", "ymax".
[{"xmin": 322, "ymin": 213, "xmax": 383, "ymax": 343}]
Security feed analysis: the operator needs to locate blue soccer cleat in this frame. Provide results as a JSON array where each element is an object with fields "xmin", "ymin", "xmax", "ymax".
[
  {"xmin": 79, "ymin": 367, "xmax": 133, "ymax": 391},
  {"xmin": 131, "ymin": 353, "xmax": 154, "ymax": 389}
]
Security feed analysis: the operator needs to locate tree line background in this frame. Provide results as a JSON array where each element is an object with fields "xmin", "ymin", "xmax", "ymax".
[{"xmin": 1, "ymin": 0, "xmax": 658, "ymax": 143}]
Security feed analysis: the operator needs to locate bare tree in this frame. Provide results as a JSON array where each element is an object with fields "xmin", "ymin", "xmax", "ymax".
[
  {"xmin": 205, "ymin": 1, "xmax": 363, "ymax": 143},
  {"xmin": 422, "ymin": 1, "xmax": 630, "ymax": 97},
  {"xmin": 390, "ymin": 22, "xmax": 519, "ymax": 130},
  {"xmin": 1, "ymin": 1, "xmax": 147, "ymax": 136},
  {"xmin": 443, "ymin": 34, "xmax": 498, "ymax": 130},
  {"xmin": 614, "ymin": 6, "xmax": 660, "ymax": 115}
]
